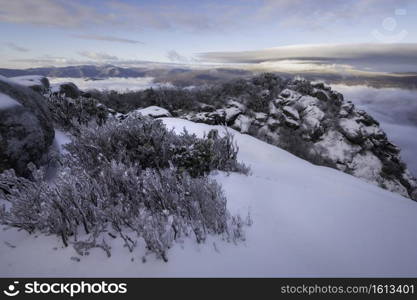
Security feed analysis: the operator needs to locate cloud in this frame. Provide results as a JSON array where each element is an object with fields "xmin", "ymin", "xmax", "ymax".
[
  {"xmin": 0, "ymin": 0, "xmax": 114, "ymax": 28},
  {"xmin": 9, "ymin": 55, "xmax": 81, "ymax": 67},
  {"xmin": 166, "ymin": 50, "xmax": 189, "ymax": 63},
  {"xmin": 0, "ymin": 0, "xmax": 231, "ymax": 31},
  {"xmin": 6, "ymin": 42, "xmax": 29, "ymax": 52},
  {"xmin": 199, "ymin": 43, "xmax": 417, "ymax": 73},
  {"xmin": 77, "ymin": 51, "xmax": 118, "ymax": 61},
  {"xmin": 0, "ymin": 0, "xmax": 415, "ymax": 35},
  {"xmin": 254, "ymin": 0, "xmax": 415, "ymax": 30},
  {"xmin": 72, "ymin": 34, "xmax": 144, "ymax": 44}
]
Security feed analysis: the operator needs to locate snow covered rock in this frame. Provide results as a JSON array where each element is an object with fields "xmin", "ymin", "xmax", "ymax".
[
  {"xmin": 282, "ymin": 106, "xmax": 300, "ymax": 120},
  {"xmin": 232, "ymin": 115, "xmax": 252, "ymax": 133},
  {"xmin": 0, "ymin": 77, "xmax": 54, "ymax": 177},
  {"xmin": 339, "ymin": 118, "xmax": 364, "ymax": 143},
  {"xmin": 184, "ymin": 100, "xmax": 244, "ymax": 126},
  {"xmin": 176, "ymin": 75, "xmax": 417, "ymax": 200},
  {"xmin": 51, "ymin": 82, "xmax": 80, "ymax": 99},
  {"xmin": 129, "ymin": 106, "xmax": 172, "ymax": 118}
]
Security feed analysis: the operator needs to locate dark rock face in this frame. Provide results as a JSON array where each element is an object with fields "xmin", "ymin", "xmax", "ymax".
[
  {"xmin": 181, "ymin": 76, "xmax": 417, "ymax": 200},
  {"xmin": 56, "ymin": 82, "xmax": 80, "ymax": 99},
  {"xmin": 0, "ymin": 78, "xmax": 54, "ymax": 177},
  {"xmin": 29, "ymin": 77, "xmax": 50, "ymax": 93}
]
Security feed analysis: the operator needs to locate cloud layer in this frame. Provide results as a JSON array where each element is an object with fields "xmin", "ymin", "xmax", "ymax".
[
  {"xmin": 73, "ymin": 34, "xmax": 143, "ymax": 44},
  {"xmin": 6, "ymin": 42, "xmax": 29, "ymax": 52},
  {"xmin": 78, "ymin": 51, "xmax": 118, "ymax": 61},
  {"xmin": 199, "ymin": 43, "xmax": 417, "ymax": 73}
]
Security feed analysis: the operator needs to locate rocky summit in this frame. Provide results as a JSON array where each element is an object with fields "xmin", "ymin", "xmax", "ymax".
[{"xmin": 180, "ymin": 75, "xmax": 417, "ymax": 200}]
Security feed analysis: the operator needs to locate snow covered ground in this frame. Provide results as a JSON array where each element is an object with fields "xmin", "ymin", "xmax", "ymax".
[
  {"xmin": 1, "ymin": 118, "xmax": 417, "ymax": 277},
  {"xmin": 49, "ymin": 77, "xmax": 172, "ymax": 92},
  {"xmin": 7, "ymin": 75, "xmax": 46, "ymax": 87},
  {"xmin": 0, "ymin": 92, "xmax": 21, "ymax": 110}
]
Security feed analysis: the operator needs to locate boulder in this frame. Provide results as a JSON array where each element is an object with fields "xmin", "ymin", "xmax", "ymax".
[
  {"xmin": 282, "ymin": 106, "xmax": 300, "ymax": 120},
  {"xmin": 0, "ymin": 77, "xmax": 54, "ymax": 177},
  {"xmin": 130, "ymin": 106, "xmax": 172, "ymax": 118},
  {"xmin": 313, "ymin": 90, "xmax": 329, "ymax": 101},
  {"xmin": 339, "ymin": 118, "xmax": 364, "ymax": 143},
  {"xmin": 56, "ymin": 82, "xmax": 80, "ymax": 99}
]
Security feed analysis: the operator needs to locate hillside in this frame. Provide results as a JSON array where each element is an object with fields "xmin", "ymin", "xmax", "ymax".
[{"xmin": 1, "ymin": 118, "xmax": 417, "ymax": 276}]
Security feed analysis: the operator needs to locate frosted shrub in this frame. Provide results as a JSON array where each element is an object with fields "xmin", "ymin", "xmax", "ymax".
[
  {"xmin": 67, "ymin": 117, "xmax": 249, "ymax": 177},
  {"xmin": 0, "ymin": 117, "xmax": 249, "ymax": 261},
  {"xmin": 46, "ymin": 94, "xmax": 108, "ymax": 130},
  {"xmin": 0, "ymin": 161, "xmax": 241, "ymax": 261}
]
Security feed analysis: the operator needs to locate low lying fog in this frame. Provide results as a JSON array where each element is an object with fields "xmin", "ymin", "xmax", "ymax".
[
  {"xmin": 331, "ymin": 84, "xmax": 417, "ymax": 176},
  {"xmin": 49, "ymin": 77, "xmax": 172, "ymax": 92}
]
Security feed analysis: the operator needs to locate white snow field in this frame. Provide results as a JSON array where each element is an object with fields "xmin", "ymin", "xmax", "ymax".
[
  {"xmin": 1, "ymin": 118, "xmax": 417, "ymax": 277},
  {"xmin": 0, "ymin": 92, "xmax": 21, "ymax": 110}
]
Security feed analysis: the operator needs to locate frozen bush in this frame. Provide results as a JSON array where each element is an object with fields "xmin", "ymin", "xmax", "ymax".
[
  {"xmin": 66, "ymin": 117, "xmax": 249, "ymax": 177},
  {"xmin": 0, "ymin": 117, "xmax": 249, "ymax": 261},
  {"xmin": 46, "ymin": 93, "xmax": 108, "ymax": 130},
  {"xmin": 0, "ymin": 160, "xmax": 245, "ymax": 261}
]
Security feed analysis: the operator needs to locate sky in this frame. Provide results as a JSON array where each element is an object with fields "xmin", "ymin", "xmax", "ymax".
[{"xmin": 0, "ymin": 0, "xmax": 417, "ymax": 73}]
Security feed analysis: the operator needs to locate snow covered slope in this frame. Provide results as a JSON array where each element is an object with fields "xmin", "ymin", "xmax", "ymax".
[
  {"xmin": 8, "ymin": 75, "xmax": 46, "ymax": 87},
  {"xmin": 1, "ymin": 118, "xmax": 417, "ymax": 277},
  {"xmin": 0, "ymin": 92, "xmax": 21, "ymax": 110}
]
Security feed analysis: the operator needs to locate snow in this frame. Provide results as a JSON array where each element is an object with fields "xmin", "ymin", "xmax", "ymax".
[
  {"xmin": 2, "ymin": 118, "xmax": 417, "ymax": 276},
  {"xmin": 282, "ymin": 106, "xmax": 299, "ymax": 120},
  {"xmin": 8, "ymin": 75, "xmax": 46, "ymax": 87},
  {"xmin": 302, "ymin": 105, "xmax": 324, "ymax": 121},
  {"xmin": 301, "ymin": 106, "xmax": 324, "ymax": 131},
  {"xmin": 53, "ymin": 130, "xmax": 72, "ymax": 154},
  {"xmin": 0, "ymin": 92, "xmax": 21, "ymax": 110},
  {"xmin": 254, "ymin": 112, "xmax": 268, "ymax": 121},
  {"xmin": 283, "ymin": 116, "xmax": 299, "ymax": 128},
  {"xmin": 297, "ymin": 95, "xmax": 319, "ymax": 110},
  {"xmin": 348, "ymin": 151, "xmax": 383, "ymax": 185},
  {"xmin": 233, "ymin": 115, "xmax": 252, "ymax": 133},
  {"xmin": 48, "ymin": 77, "xmax": 172, "ymax": 92},
  {"xmin": 316, "ymin": 130, "xmax": 360, "ymax": 163},
  {"xmin": 227, "ymin": 99, "xmax": 246, "ymax": 111},
  {"xmin": 279, "ymin": 89, "xmax": 301, "ymax": 103},
  {"xmin": 223, "ymin": 107, "xmax": 241, "ymax": 121},
  {"xmin": 131, "ymin": 106, "xmax": 172, "ymax": 118},
  {"xmin": 339, "ymin": 118, "xmax": 361, "ymax": 137}
]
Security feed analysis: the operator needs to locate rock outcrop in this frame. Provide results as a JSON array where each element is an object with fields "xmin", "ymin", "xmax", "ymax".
[
  {"xmin": 181, "ymin": 76, "xmax": 417, "ymax": 200},
  {"xmin": 51, "ymin": 82, "xmax": 80, "ymax": 99},
  {"xmin": 0, "ymin": 76, "xmax": 54, "ymax": 177},
  {"xmin": 129, "ymin": 106, "xmax": 172, "ymax": 119}
]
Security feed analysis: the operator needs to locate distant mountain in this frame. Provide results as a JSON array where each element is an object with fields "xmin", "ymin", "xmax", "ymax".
[
  {"xmin": 0, "ymin": 65, "xmax": 146, "ymax": 78},
  {"xmin": 0, "ymin": 65, "xmax": 254, "ymax": 87},
  {"xmin": 1, "ymin": 64, "xmax": 416, "ymax": 89}
]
